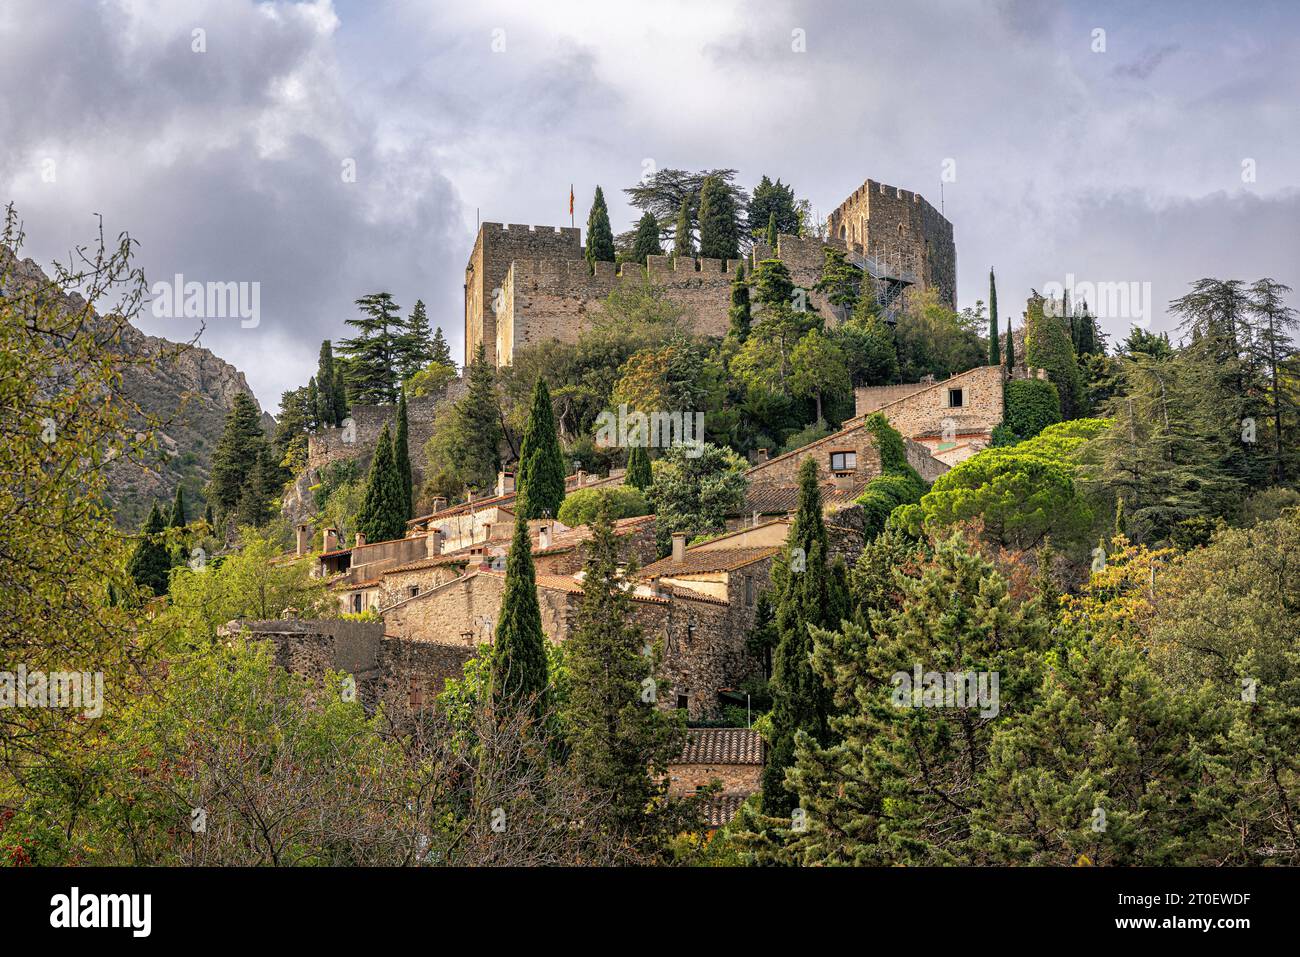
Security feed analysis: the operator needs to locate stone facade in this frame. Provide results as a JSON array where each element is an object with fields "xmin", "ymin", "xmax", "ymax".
[
  {"xmin": 468, "ymin": 177, "xmax": 956, "ymax": 368},
  {"xmin": 306, "ymin": 393, "xmax": 447, "ymax": 473},
  {"xmin": 851, "ymin": 365, "xmax": 1008, "ymax": 465},
  {"xmin": 828, "ymin": 178, "xmax": 956, "ymax": 308}
]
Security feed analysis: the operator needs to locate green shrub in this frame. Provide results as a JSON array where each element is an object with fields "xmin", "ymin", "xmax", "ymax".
[
  {"xmin": 1002, "ymin": 378, "xmax": 1061, "ymax": 443},
  {"xmin": 556, "ymin": 485, "xmax": 650, "ymax": 527},
  {"xmin": 854, "ymin": 413, "xmax": 927, "ymax": 537}
]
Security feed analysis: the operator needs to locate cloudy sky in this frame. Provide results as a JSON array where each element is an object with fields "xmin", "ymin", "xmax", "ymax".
[{"xmin": 3, "ymin": 0, "xmax": 1297, "ymax": 410}]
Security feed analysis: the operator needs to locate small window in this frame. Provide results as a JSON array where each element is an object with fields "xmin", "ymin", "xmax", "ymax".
[
  {"xmin": 408, "ymin": 585, "xmax": 420, "ymax": 598},
  {"xmin": 948, "ymin": 388, "xmax": 965, "ymax": 408},
  {"xmin": 676, "ymin": 694, "xmax": 689, "ymax": 711},
  {"xmin": 351, "ymin": 594, "xmax": 362, "ymax": 613},
  {"xmin": 830, "ymin": 451, "xmax": 857, "ymax": 472},
  {"xmin": 744, "ymin": 575, "xmax": 755, "ymax": 607}
]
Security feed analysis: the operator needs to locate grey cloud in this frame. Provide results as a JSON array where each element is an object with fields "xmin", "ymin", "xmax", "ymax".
[{"xmin": 1112, "ymin": 42, "xmax": 1180, "ymax": 80}]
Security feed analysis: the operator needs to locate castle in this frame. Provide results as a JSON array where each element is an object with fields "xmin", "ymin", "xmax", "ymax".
[{"xmin": 464, "ymin": 177, "xmax": 957, "ymax": 367}]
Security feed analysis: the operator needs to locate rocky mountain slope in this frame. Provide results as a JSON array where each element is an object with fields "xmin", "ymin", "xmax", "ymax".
[{"xmin": 2, "ymin": 250, "xmax": 272, "ymax": 528}]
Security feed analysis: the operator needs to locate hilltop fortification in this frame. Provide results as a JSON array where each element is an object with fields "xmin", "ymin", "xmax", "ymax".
[{"xmin": 466, "ymin": 176, "xmax": 957, "ymax": 367}]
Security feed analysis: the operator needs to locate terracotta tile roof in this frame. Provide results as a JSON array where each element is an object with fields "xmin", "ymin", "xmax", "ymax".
[
  {"xmin": 384, "ymin": 552, "xmax": 475, "ymax": 575},
  {"xmin": 677, "ymin": 728, "xmax": 764, "ymax": 765},
  {"xmin": 845, "ymin": 364, "xmax": 1003, "ymax": 427},
  {"xmin": 702, "ymin": 793, "xmax": 752, "ymax": 828},
  {"xmin": 533, "ymin": 513, "xmax": 656, "ymax": 556},
  {"xmin": 657, "ymin": 583, "xmax": 730, "ymax": 607},
  {"xmin": 744, "ymin": 479, "xmax": 868, "ymax": 515},
  {"xmin": 639, "ymin": 545, "xmax": 779, "ymax": 578},
  {"xmin": 407, "ymin": 471, "xmax": 626, "ymax": 527},
  {"xmin": 319, "ymin": 546, "xmax": 353, "ymax": 559}
]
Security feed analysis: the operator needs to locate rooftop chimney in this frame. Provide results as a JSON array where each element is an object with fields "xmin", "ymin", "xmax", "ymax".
[
  {"xmin": 752, "ymin": 510, "xmax": 761, "ymax": 527},
  {"xmin": 576, "ymin": 469, "xmax": 587, "ymax": 487},
  {"xmin": 295, "ymin": 522, "xmax": 311, "ymax": 558},
  {"xmin": 355, "ymin": 531, "xmax": 367, "ymax": 548},
  {"xmin": 672, "ymin": 532, "xmax": 687, "ymax": 564},
  {"xmin": 497, "ymin": 470, "xmax": 515, "ymax": 496},
  {"xmin": 322, "ymin": 527, "xmax": 340, "ymax": 552},
  {"xmin": 432, "ymin": 496, "xmax": 447, "ymax": 513},
  {"xmin": 426, "ymin": 528, "xmax": 444, "ymax": 558},
  {"xmin": 539, "ymin": 523, "xmax": 552, "ymax": 550},
  {"xmin": 833, "ymin": 472, "xmax": 854, "ymax": 492},
  {"xmin": 756, "ymin": 448, "xmax": 769, "ymax": 463}
]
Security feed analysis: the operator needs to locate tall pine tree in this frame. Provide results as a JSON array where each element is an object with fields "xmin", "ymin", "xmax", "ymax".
[
  {"xmin": 339, "ymin": 292, "xmax": 402, "ymax": 403},
  {"xmin": 492, "ymin": 516, "xmax": 549, "ymax": 721},
  {"xmin": 564, "ymin": 509, "xmax": 686, "ymax": 844},
  {"xmin": 396, "ymin": 298, "xmax": 435, "ymax": 383},
  {"xmin": 761, "ymin": 457, "xmax": 850, "ymax": 815},
  {"xmin": 207, "ymin": 392, "xmax": 266, "ymax": 521},
  {"xmin": 515, "ymin": 377, "xmax": 567, "ymax": 520},
  {"xmin": 630, "ymin": 211, "xmax": 662, "ymax": 266},
  {"xmin": 127, "ymin": 503, "xmax": 171, "ymax": 597},
  {"xmin": 697, "ymin": 174, "xmax": 740, "ymax": 260}
]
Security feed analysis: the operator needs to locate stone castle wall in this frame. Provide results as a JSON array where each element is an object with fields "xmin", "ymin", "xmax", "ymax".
[
  {"xmin": 469, "ymin": 180, "xmax": 957, "ymax": 368},
  {"xmin": 828, "ymin": 179, "xmax": 956, "ymax": 308},
  {"xmin": 306, "ymin": 392, "xmax": 451, "ymax": 473}
]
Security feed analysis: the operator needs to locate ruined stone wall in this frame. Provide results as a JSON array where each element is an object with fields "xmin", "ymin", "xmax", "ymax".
[
  {"xmin": 375, "ymin": 635, "xmax": 476, "ymax": 717},
  {"xmin": 307, "ymin": 393, "xmax": 446, "ymax": 473},
  {"xmin": 466, "ymin": 223, "xmax": 582, "ymax": 366},
  {"xmin": 828, "ymin": 179, "xmax": 956, "ymax": 308}
]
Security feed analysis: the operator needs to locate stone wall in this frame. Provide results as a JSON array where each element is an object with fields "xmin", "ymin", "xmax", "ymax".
[
  {"xmin": 747, "ymin": 422, "xmax": 885, "ymax": 489},
  {"xmin": 828, "ymin": 179, "xmax": 956, "ymax": 308},
  {"xmin": 666, "ymin": 762, "xmax": 762, "ymax": 796},
  {"xmin": 862, "ymin": 365, "xmax": 1004, "ymax": 444},
  {"xmin": 382, "ymin": 571, "xmax": 578, "ymax": 646},
  {"xmin": 224, "ymin": 618, "xmax": 386, "ymax": 708},
  {"xmin": 306, "ymin": 393, "xmax": 448, "ymax": 473}
]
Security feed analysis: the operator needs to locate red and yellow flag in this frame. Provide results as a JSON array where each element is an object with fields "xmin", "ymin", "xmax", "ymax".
[{"xmin": 569, "ymin": 184, "xmax": 574, "ymax": 217}]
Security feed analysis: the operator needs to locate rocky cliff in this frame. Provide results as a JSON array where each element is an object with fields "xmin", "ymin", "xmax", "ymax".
[{"xmin": 2, "ymin": 251, "xmax": 272, "ymax": 528}]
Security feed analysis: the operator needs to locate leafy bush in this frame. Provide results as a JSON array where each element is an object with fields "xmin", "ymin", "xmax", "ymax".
[
  {"xmin": 556, "ymin": 485, "xmax": 650, "ymax": 527},
  {"xmin": 1002, "ymin": 378, "xmax": 1061, "ymax": 443},
  {"xmin": 854, "ymin": 414, "xmax": 927, "ymax": 537}
]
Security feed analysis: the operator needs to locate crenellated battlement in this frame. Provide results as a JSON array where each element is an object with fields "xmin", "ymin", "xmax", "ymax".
[{"xmin": 469, "ymin": 172, "xmax": 957, "ymax": 366}]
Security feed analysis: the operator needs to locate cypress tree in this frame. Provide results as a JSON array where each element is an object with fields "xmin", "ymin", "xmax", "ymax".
[
  {"xmin": 393, "ymin": 390, "xmax": 412, "ymax": 521},
  {"xmin": 630, "ymin": 211, "xmax": 662, "ymax": 266},
  {"xmin": 316, "ymin": 340, "xmax": 336, "ymax": 426},
  {"xmin": 626, "ymin": 444, "xmax": 652, "ymax": 491},
  {"xmin": 492, "ymin": 516, "xmax": 549, "ymax": 720},
  {"xmin": 168, "ymin": 485, "xmax": 186, "ymax": 528},
  {"xmin": 332, "ymin": 363, "xmax": 348, "ymax": 426},
  {"xmin": 516, "ymin": 377, "xmax": 566, "ymax": 520},
  {"xmin": 564, "ymin": 509, "xmax": 685, "ymax": 841},
  {"xmin": 1025, "ymin": 292, "xmax": 1085, "ymax": 419},
  {"xmin": 355, "ymin": 422, "xmax": 406, "ymax": 543},
  {"xmin": 762, "ymin": 457, "xmax": 850, "ymax": 816},
  {"xmin": 127, "ymin": 503, "xmax": 171, "ymax": 597},
  {"xmin": 203, "ymin": 504, "xmax": 214, "ymax": 530},
  {"xmin": 453, "ymin": 344, "xmax": 503, "ymax": 492},
  {"xmin": 697, "ymin": 174, "xmax": 739, "ymax": 260},
  {"xmin": 988, "ymin": 268, "xmax": 1001, "ymax": 366},
  {"xmin": 766, "ymin": 211, "xmax": 778, "ymax": 249},
  {"xmin": 672, "ymin": 198, "xmax": 694, "ymax": 259},
  {"xmin": 306, "ymin": 377, "xmax": 320, "ymax": 431},
  {"xmin": 727, "ymin": 262, "xmax": 751, "ymax": 340},
  {"xmin": 1005, "ymin": 316, "xmax": 1016, "ymax": 372},
  {"xmin": 234, "ymin": 446, "xmax": 276, "ymax": 528},
  {"xmin": 586, "ymin": 186, "xmax": 616, "ymax": 269}
]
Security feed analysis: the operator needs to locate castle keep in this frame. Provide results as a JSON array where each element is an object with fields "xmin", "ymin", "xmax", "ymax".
[{"xmin": 465, "ymin": 177, "xmax": 957, "ymax": 367}]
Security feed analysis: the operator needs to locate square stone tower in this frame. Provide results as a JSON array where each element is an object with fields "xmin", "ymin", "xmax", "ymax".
[
  {"xmin": 464, "ymin": 222, "xmax": 582, "ymax": 367},
  {"xmin": 827, "ymin": 180, "xmax": 956, "ymax": 309}
]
